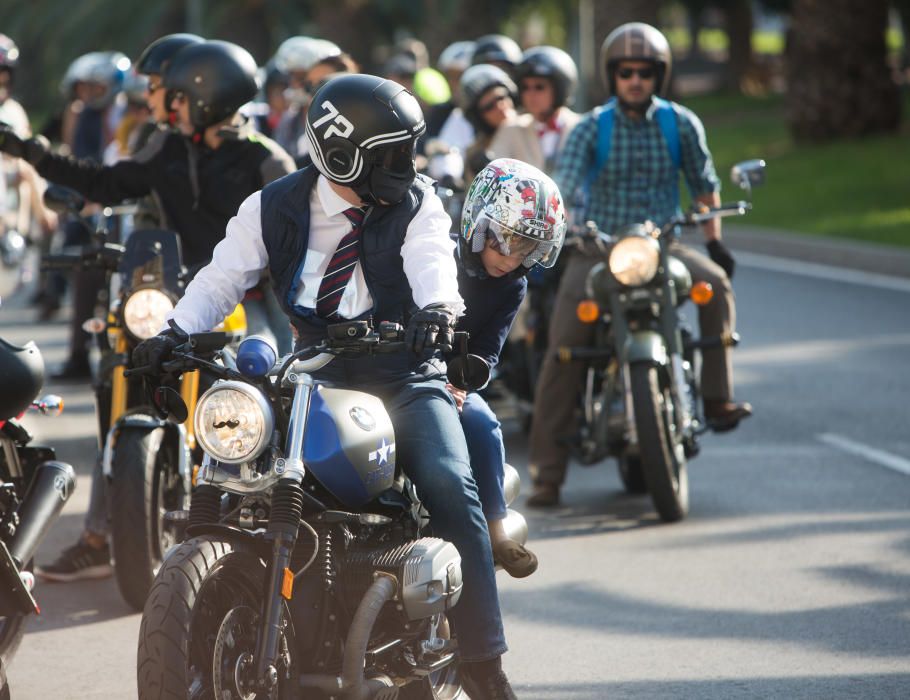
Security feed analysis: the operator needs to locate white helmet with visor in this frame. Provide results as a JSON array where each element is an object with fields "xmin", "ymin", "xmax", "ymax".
[{"xmin": 460, "ymin": 158, "xmax": 567, "ymax": 277}]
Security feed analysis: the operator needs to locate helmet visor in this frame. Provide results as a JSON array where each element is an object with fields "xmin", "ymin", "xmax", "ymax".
[{"xmin": 372, "ymin": 139, "xmax": 417, "ymax": 177}]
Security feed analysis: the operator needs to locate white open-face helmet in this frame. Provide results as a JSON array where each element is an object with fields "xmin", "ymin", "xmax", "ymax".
[{"xmin": 460, "ymin": 158, "xmax": 567, "ymax": 277}]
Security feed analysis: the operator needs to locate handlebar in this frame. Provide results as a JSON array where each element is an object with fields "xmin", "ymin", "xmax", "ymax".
[{"xmin": 40, "ymin": 242, "xmax": 125, "ymax": 273}]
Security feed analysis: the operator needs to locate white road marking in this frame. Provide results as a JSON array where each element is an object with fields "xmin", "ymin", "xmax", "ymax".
[
  {"xmin": 817, "ymin": 433, "xmax": 910, "ymax": 477},
  {"xmin": 738, "ymin": 251, "xmax": 910, "ymax": 293}
]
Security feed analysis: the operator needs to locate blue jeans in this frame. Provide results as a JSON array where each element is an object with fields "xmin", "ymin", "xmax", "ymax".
[
  {"xmin": 460, "ymin": 392, "xmax": 507, "ymax": 521},
  {"xmin": 381, "ymin": 378, "xmax": 508, "ymax": 662}
]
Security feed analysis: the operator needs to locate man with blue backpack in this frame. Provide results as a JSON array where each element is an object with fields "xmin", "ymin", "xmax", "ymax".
[{"xmin": 526, "ymin": 22, "xmax": 751, "ymax": 508}]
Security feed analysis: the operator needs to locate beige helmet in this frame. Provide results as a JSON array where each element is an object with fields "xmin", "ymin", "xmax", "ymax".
[{"xmin": 600, "ymin": 22, "xmax": 672, "ymax": 95}]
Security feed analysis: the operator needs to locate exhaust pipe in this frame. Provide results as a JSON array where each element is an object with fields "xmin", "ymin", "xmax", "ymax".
[{"xmin": 9, "ymin": 461, "xmax": 76, "ymax": 568}]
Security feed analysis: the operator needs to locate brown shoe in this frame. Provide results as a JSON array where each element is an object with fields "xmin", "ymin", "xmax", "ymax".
[
  {"xmin": 526, "ymin": 482, "xmax": 560, "ymax": 508},
  {"xmin": 492, "ymin": 539, "xmax": 538, "ymax": 578},
  {"xmin": 704, "ymin": 399, "xmax": 752, "ymax": 433}
]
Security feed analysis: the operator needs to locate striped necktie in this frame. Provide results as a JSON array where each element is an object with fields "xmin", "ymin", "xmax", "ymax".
[{"xmin": 316, "ymin": 207, "xmax": 364, "ymax": 319}]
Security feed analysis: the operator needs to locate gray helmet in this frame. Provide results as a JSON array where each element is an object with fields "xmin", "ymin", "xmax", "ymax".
[
  {"xmin": 458, "ymin": 63, "xmax": 517, "ymax": 132},
  {"xmin": 515, "ymin": 46, "xmax": 579, "ymax": 108},
  {"xmin": 59, "ymin": 51, "xmax": 131, "ymax": 107},
  {"xmin": 164, "ymin": 40, "xmax": 259, "ymax": 129},
  {"xmin": 471, "ymin": 34, "xmax": 523, "ymax": 69},
  {"xmin": 273, "ymin": 36, "xmax": 341, "ymax": 74},
  {"xmin": 601, "ymin": 22, "xmax": 672, "ymax": 95},
  {"xmin": 437, "ymin": 41, "xmax": 476, "ymax": 74}
]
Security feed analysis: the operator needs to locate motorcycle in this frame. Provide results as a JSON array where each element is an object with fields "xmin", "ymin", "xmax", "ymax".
[
  {"xmin": 40, "ymin": 186, "xmax": 247, "ymax": 610},
  {"xmin": 559, "ymin": 159, "xmax": 766, "ymax": 522},
  {"xmin": 0, "ymin": 337, "xmax": 75, "ymax": 698},
  {"xmin": 131, "ymin": 321, "xmax": 528, "ymax": 699}
]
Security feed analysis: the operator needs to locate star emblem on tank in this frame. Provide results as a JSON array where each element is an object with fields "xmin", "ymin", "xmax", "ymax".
[
  {"xmin": 369, "ymin": 438, "xmax": 395, "ymax": 466},
  {"xmin": 349, "ymin": 406, "xmax": 376, "ymax": 431}
]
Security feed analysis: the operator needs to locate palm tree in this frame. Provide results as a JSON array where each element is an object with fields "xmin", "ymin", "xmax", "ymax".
[{"xmin": 785, "ymin": 0, "xmax": 900, "ymax": 141}]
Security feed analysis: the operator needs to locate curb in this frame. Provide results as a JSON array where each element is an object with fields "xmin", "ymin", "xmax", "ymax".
[{"xmin": 723, "ymin": 225, "xmax": 910, "ymax": 280}]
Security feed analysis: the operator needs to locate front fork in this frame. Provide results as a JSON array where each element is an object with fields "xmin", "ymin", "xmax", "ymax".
[{"xmin": 254, "ymin": 371, "xmax": 314, "ymax": 686}]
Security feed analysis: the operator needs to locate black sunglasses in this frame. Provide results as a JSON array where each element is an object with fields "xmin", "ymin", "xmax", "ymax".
[
  {"xmin": 478, "ymin": 93, "xmax": 509, "ymax": 113},
  {"xmin": 616, "ymin": 66, "xmax": 656, "ymax": 81}
]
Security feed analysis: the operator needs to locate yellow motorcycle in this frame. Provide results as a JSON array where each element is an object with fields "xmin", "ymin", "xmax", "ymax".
[{"xmin": 42, "ymin": 188, "xmax": 246, "ymax": 610}]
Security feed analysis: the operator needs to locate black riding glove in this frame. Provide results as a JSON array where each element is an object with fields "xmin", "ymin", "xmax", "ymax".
[
  {"xmin": 131, "ymin": 330, "xmax": 182, "ymax": 375},
  {"xmin": 706, "ymin": 239, "xmax": 735, "ymax": 280},
  {"xmin": 0, "ymin": 124, "xmax": 49, "ymax": 165},
  {"xmin": 405, "ymin": 303, "xmax": 457, "ymax": 354}
]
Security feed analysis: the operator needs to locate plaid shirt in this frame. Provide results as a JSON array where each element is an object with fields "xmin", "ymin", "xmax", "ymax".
[{"xmin": 555, "ymin": 97, "xmax": 720, "ymax": 234}]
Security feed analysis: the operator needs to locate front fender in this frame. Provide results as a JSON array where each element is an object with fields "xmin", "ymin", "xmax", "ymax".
[
  {"xmin": 623, "ymin": 331, "xmax": 668, "ymax": 366},
  {"xmin": 102, "ymin": 413, "xmax": 192, "ymax": 494}
]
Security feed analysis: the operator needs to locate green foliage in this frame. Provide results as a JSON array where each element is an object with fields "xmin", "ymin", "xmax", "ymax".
[{"xmin": 683, "ymin": 93, "xmax": 910, "ymax": 247}]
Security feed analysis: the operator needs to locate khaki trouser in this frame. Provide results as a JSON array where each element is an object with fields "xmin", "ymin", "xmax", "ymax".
[{"xmin": 529, "ymin": 242, "xmax": 736, "ymax": 487}]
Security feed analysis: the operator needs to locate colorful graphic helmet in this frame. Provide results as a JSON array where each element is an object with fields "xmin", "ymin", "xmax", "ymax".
[{"xmin": 460, "ymin": 157, "xmax": 567, "ymax": 277}]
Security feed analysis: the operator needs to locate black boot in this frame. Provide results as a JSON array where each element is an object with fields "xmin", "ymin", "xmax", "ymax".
[{"xmin": 460, "ymin": 657, "xmax": 517, "ymax": 700}]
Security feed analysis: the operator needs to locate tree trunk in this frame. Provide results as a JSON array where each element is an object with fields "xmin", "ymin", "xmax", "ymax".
[
  {"xmin": 785, "ymin": 0, "xmax": 900, "ymax": 141},
  {"xmin": 724, "ymin": 0, "xmax": 754, "ymax": 92}
]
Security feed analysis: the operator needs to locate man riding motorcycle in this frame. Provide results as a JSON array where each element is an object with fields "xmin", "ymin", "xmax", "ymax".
[
  {"xmin": 133, "ymin": 73, "xmax": 518, "ymax": 700},
  {"xmin": 526, "ymin": 22, "xmax": 752, "ymax": 508},
  {"xmin": 0, "ymin": 38, "xmax": 295, "ymax": 581}
]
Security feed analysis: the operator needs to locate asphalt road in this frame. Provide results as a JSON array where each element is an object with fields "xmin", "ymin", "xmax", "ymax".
[{"xmin": 2, "ymin": 253, "xmax": 909, "ymax": 699}]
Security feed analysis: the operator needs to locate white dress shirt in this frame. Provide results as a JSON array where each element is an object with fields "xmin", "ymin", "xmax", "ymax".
[{"xmin": 167, "ymin": 174, "xmax": 463, "ymax": 334}]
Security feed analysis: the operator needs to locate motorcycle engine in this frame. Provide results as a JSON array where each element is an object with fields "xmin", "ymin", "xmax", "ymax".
[{"xmin": 339, "ymin": 537, "xmax": 463, "ymax": 623}]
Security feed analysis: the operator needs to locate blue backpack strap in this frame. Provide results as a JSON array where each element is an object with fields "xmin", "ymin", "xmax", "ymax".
[
  {"xmin": 653, "ymin": 96, "xmax": 681, "ymax": 171},
  {"xmin": 584, "ymin": 98, "xmax": 617, "ymax": 196}
]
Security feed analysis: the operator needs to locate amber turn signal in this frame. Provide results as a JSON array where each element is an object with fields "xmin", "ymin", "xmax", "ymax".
[
  {"xmin": 691, "ymin": 281, "xmax": 714, "ymax": 306},
  {"xmin": 576, "ymin": 300, "xmax": 600, "ymax": 323}
]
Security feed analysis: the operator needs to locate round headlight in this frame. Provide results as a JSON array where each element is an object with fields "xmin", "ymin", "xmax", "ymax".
[
  {"xmin": 123, "ymin": 289, "xmax": 174, "ymax": 340},
  {"xmin": 194, "ymin": 381, "xmax": 274, "ymax": 465},
  {"xmin": 608, "ymin": 235, "xmax": 660, "ymax": 286}
]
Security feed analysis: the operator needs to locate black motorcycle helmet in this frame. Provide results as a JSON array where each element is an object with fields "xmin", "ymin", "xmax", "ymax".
[
  {"xmin": 163, "ymin": 40, "xmax": 259, "ymax": 130},
  {"xmin": 0, "ymin": 338, "xmax": 44, "ymax": 420},
  {"xmin": 471, "ymin": 34, "xmax": 523, "ymax": 70},
  {"xmin": 136, "ymin": 33, "xmax": 203, "ymax": 77},
  {"xmin": 305, "ymin": 74, "xmax": 426, "ymax": 206},
  {"xmin": 458, "ymin": 63, "xmax": 517, "ymax": 133},
  {"xmin": 515, "ymin": 46, "xmax": 579, "ymax": 109}
]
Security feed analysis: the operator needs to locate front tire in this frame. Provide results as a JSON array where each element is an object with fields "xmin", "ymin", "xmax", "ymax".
[
  {"xmin": 110, "ymin": 426, "xmax": 185, "ymax": 611},
  {"xmin": 137, "ymin": 536, "xmax": 294, "ymax": 699},
  {"xmin": 630, "ymin": 364, "xmax": 689, "ymax": 522}
]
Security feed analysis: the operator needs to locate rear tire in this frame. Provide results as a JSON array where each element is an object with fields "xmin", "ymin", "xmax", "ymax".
[
  {"xmin": 110, "ymin": 426, "xmax": 184, "ymax": 611},
  {"xmin": 629, "ymin": 364, "xmax": 689, "ymax": 522}
]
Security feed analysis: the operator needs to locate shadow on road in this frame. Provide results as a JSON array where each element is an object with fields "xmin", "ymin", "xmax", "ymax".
[
  {"xmin": 506, "ymin": 579, "xmax": 910, "ymax": 659},
  {"xmin": 516, "ymin": 674, "xmax": 910, "ymax": 700}
]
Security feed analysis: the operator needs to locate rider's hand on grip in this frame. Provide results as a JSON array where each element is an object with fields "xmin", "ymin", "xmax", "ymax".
[
  {"xmin": 405, "ymin": 303, "xmax": 457, "ymax": 354},
  {"xmin": 131, "ymin": 331, "xmax": 181, "ymax": 375},
  {"xmin": 706, "ymin": 239, "xmax": 735, "ymax": 280}
]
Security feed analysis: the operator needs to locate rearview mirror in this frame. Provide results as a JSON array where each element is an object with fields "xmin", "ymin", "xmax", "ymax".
[
  {"xmin": 730, "ymin": 159, "xmax": 766, "ymax": 191},
  {"xmin": 43, "ymin": 184, "xmax": 86, "ymax": 214},
  {"xmin": 448, "ymin": 354, "xmax": 491, "ymax": 392},
  {"xmin": 154, "ymin": 386, "xmax": 188, "ymax": 424}
]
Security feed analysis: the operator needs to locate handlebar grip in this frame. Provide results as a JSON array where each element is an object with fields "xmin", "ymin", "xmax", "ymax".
[{"xmin": 40, "ymin": 255, "xmax": 83, "ymax": 271}]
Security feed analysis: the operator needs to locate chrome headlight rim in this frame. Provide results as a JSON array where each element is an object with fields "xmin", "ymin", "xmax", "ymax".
[
  {"xmin": 608, "ymin": 234, "xmax": 661, "ymax": 287},
  {"xmin": 193, "ymin": 380, "xmax": 274, "ymax": 465},
  {"xmin": 122, "ymin": 287, "xmax": 176, "ymax": 340}
]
